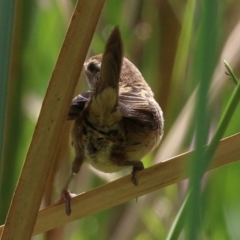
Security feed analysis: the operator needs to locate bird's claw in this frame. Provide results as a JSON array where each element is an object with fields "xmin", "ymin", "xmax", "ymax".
[
  {"xmin": 131, "ymin": 171, "xmax": 139, "ymax": 185},
  {"xmin": 61, "ymin": 188, "xmax": 76, "ymax": 216},
  {"xmin": 131, "ymin": 161, "xmax": 144, "ymax": 186}
]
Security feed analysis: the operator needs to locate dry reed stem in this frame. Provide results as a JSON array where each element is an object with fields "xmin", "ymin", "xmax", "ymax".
[
  {"xmin": 0, "ymin": 1, "xmax": 105, "ymax": 239},
  {"xmin": 0, "ymin": 132, "xmax": 239, "ymax": 236}
]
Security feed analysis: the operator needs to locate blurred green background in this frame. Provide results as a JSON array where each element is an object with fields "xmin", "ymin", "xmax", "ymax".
[{"xmin": 1, "ymin": 0, "xmax": 240, "ymax": 239}]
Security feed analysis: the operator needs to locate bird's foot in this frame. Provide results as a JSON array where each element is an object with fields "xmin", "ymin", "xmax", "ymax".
[
  {"xmin": 131, "ymin": 161, "xmax": 144, "ymax": 186},
  {"xmin": 58, "ymin": 188, "xmax": 76, "ymax": 216}
]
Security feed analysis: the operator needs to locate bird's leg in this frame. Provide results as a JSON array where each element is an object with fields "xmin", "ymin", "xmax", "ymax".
[
  {"xmin": 124, "ymin": 160, "xmax": 144, "ymax": 185},
  {"xmin": 60, "ymin": 155, "xmax": 83, "ymax": 215},
  {"xmin": 61, "ymin": 173, "xmax": 76, "ymax": 216}
]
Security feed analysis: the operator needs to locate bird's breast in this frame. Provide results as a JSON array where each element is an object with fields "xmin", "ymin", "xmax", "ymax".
[
  {"xmin": 72, "ymin": 117, "xmax": 161, "ymax": 173},
  {"xmin": 72, "ymin": 119, "xmax": 126, "ymax": 173}
]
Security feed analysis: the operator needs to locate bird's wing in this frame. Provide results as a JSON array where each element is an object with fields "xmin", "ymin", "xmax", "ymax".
[
  {"xmin": 118, "ymin": 91, "xmax": 163, "ymax": 131},
  {"xmin": 67, "ymin": 91, "xmax": 91, "ymax": 120}
]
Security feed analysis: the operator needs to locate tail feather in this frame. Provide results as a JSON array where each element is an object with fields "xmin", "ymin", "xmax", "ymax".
[
  {"xmin": 97, "ymin": 26, "xmax": 123, "ymax": 94},
  {"xmin": 88, "ymin": 27, "xmax": 123, "ymax": 128}
]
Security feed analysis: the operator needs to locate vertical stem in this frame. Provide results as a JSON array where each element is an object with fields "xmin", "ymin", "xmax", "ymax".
[
  {"xmin": 0, "ymin": 1, "xmax": 105, "ymax": 239},
  {"xmin": 0, "ymin": 1, "xmax": 16, "ymax": 216},
  {"xmin": 188, "ymin": 0, "xmax": 221, "ymax": 239}
]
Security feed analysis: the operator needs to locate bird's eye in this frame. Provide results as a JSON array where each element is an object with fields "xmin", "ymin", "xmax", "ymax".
[{"xmin": 87, "ymin": 62, "xmax": 100, "ymax": 73}]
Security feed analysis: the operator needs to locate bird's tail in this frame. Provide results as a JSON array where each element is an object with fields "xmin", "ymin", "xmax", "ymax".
[
  {"xmin": 97, "ymin": 26, "xmax": 123, "ymax": 96},
  {"xmin": 88, "ymin": 27, "xmax": 123, "ymax": 127}
]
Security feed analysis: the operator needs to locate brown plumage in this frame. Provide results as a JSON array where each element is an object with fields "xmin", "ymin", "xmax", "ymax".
[{"xmin": 62, "ymin": 26, "xmax": 164, "ymax": 215}]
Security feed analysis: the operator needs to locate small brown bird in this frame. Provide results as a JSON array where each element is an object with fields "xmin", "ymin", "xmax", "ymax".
[{"xmin": 61, "ymin": 26, "xmax": 164, "ymax": 215}]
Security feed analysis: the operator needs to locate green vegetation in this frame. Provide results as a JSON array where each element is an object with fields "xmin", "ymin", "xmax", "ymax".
[{"xmin": 1, "ymin": 0, "xmax": 240, "ymax": 239}]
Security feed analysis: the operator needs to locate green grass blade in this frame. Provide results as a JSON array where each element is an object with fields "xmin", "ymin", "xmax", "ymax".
[
  {"xmin": 166, "ymin": 65, "xmax": 240, "ymax": 240},
  {"xmin": 0, "ymin": 1, "xmax": 15, "ymax": 163},
  {"xmin": 0, "ymin": 0, "xmax": 16, "ymax": 220}
]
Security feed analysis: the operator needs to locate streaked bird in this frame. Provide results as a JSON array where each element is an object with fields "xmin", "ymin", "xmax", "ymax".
[{"xmin": 61, "ymin": 26, "xmax": 164, "ymax": 215}]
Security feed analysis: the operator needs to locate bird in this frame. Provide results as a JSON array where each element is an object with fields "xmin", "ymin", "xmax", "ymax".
[{"xmin": 61, "ymin": 26, "xmax": 164, "ymax": 215}]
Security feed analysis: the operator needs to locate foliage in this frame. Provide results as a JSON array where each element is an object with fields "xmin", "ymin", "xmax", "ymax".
[{"xmin": 1, "ymin": 0, "xmax": 240, "ymax": 239}]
